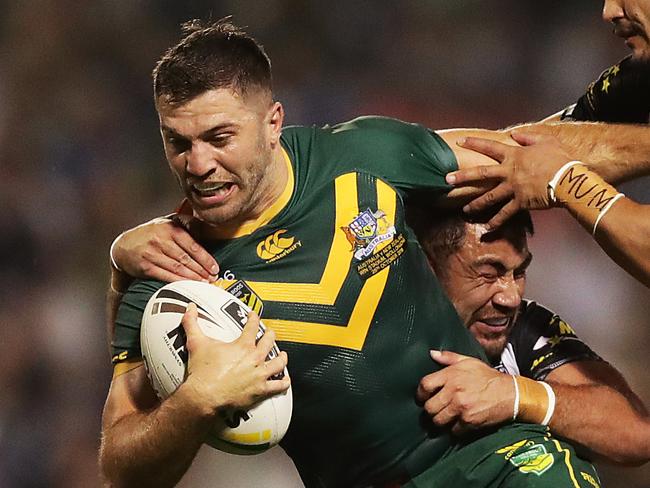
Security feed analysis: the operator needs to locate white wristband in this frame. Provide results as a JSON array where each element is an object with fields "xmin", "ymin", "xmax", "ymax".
[
  {"xmin": 109, "ymin": 232, "xmax": 125, "ymax": 272},
  {"xmin": 547, "ymin": 160, "xmax": 583, "ymax": 204},
  {"xmin": 539, "ymin": 381, "xmax": 556, "ymax": 426},
  {"xmin": 109, "ymin": 215, "xmax": 175, "ymax": 272},
  {"xmin": 592, "ymin": 193, "xmax": 625, "ymax": 236},
  {"xmin": 512, "ymin": 375, "xmax": 520, "ymax": 421}
]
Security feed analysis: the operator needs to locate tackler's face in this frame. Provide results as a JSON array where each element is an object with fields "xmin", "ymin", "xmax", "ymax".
[
  {"xmin": 158, "ymin": 88, "xmax": 283, "ymax": 227},
  {"xmin": 603, "ymin": 0, "xmax": 650, "ymax": 60},
  {"xmin": 435, "ymin": 223, "xmax": 531, "ymax": 362}
]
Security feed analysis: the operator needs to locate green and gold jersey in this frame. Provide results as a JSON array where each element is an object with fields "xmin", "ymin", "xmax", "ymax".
[{"xmin": 113, "ymin": 116, "xmax": 486, "ymax": 488}]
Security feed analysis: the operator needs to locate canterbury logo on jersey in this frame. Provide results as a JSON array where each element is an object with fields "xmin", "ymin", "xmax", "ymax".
[{"xmin": 256, "ymin": 229, "xmax": 301, "ymax": 263}]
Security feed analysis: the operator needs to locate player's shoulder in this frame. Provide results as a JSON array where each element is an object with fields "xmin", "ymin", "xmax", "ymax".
[
  {"xmin": 282, "ymin": 116, "xmax": 430, "ymax": 141},
  {"xmin": 328, "ymin": 116, "xmax": 433, "ymax": 142},
  {"xmin": 516, "ymin": 299, "xmax": 556, "ymax": 324},
  {"xmin": 510, "ymin": 300, "xmax": 555, "ymax": 341},
  {"xmin": 513, "ymin": 299, "xmax": 576, "ymax": 337}
]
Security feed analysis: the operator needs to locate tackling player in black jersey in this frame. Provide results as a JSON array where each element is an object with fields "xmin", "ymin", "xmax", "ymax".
[{"xmin": 411, "ymin": 207, "xmax": 650, "ymax": 467}]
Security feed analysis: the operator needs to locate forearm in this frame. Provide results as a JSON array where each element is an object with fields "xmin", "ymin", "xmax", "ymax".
[
  {"xmin": 100, "ymin": 384, "xmax": 213, "ymax": 487},
  {"xmin": 522, "ymin": 122, "xmax": 650, "ymax": 184},
  {"xmin": 106, "ymin": 266, "xmax": 134, "ymax": 351},
  {"xmin": 547, "ymin": 382, "xmax": 650, "ymax": 465},
  {"xmin": 594, "ymin": 199, "xmax": 650, "ymax": 287},
  {"xmin": 550, "ymin": 163, "xmax": 650, "ymax": 286}
]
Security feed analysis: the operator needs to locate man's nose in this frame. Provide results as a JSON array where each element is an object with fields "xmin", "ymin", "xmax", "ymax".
[
  {"xmin": 186, "ymin": 141, "xmax": 217, "ymax": 177},
  {"xmin": 492, "ymin": 277, "xmax": 522, "ymax": 310},
  {"xmin": 603, "ymin": 0, "xmax": 625, "ymax": 23}
]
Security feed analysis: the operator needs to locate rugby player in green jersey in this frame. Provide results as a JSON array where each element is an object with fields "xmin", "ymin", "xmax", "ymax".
[
  {"xmin": 101, "ymin": 19, "xmax": 645, "ymax": 487},
  {"xmin": 114, "ymin": 210, "xmax": 650, "ymax": 486}
]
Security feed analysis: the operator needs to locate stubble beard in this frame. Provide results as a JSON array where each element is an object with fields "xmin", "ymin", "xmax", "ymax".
[
  {"xmin": 479, "ymin": 334, "xmax": 509, "ymax": 363},
  {"xmin": 190, "ymin": 144, "xmax": 273, "ymax": 227}
]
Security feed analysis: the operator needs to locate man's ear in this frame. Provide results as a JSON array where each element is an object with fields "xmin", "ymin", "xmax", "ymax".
[{"xmin": 268, "ymin": 101, "xmax": 284, "ymax": 146}]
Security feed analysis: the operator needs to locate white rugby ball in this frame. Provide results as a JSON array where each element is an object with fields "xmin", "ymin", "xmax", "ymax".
[{"xmin": 140, "ymin": 280, "xmax": 292, "ymax": 455}]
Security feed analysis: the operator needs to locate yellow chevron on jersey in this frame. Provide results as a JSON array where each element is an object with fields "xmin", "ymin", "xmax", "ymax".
[
  {"xmin": 217, "ymin": 173, "xmax": 397, "ymax": 351},
  {"xmin": 263, "ymin": 176, "xmax": 396, "ymax": 350},
  {"xmin": 234, "ymin": 172, "xmax": 361, "ymax": 304}
]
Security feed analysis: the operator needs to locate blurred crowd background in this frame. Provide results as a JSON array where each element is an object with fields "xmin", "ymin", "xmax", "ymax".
[{"xmin": 1, "ymin": 0, "xmax": 648, "ymax": 486}]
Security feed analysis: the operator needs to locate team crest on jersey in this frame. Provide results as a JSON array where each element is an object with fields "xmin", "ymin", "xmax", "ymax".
[
  {"xmin": 341, "ymin": 208, "xmax": 406, "ymax": 279},
  {"xmin": 342, "ymin": 208, "xmax": 395, "ymax": 260},
  {"xmin": 226, "ymin": 280, "xmax": 264, "ymax": 316},
  {"xmin": 496, "ymin": 440, "xmax": 554, "ymax": 476},
  {"xmin": 256, "ymin": 229, "xmax": 302, "ymax": 263},
  {"xmin": 508, "ymin": 444, "xmax": 554, "ymax": 476}
]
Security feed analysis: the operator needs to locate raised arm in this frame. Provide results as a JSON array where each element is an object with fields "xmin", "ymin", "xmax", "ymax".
[
  {"xmin": 100, "ymin": 306, "xmax": 290, "ymax": 487},
  {"xmin": 448, "ymin": 132, "xmax": 650, "ymax": 286}
]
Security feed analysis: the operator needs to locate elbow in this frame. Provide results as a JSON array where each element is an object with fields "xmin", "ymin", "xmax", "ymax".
[
  {"xmin": 596, "ymin": 441, "xmax": 650, "ymax": 467},
  {"xmin": 98, "ymin": 434, "xmax": 134, "ymax": 488},
  {"xmin": 606, "ymin": 454, "xmax": 650, "ymax": 468},
  {"xmin": 99, "ymin": 437, "xmax": 121, "ymax": 488}
]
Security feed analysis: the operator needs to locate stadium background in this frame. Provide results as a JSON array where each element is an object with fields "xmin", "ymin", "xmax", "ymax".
[{"xmin": 1, "ymin": 0, "xmax": 648, "ymax": 486}]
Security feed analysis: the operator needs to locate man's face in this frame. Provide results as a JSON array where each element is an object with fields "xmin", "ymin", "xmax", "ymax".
[
  {"xmin": 158, "ymin": 88, "xmax": 283, "ymax": 227},
  {"xmin": 603, "ymin": 0, "xmax": 650, "ymax": 59},
  {"xmin": 434, "ymin": 223, "xmax": 531, "ymax": 362}
]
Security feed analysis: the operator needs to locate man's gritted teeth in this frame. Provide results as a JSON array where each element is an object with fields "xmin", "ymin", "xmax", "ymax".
[
  {"xmin": 474, "ymin": 315, "xmax": 513, "ymax": 330},
  {"xmin": 191, "ymin": 181, "xmax": 235, "ymax": 197}
]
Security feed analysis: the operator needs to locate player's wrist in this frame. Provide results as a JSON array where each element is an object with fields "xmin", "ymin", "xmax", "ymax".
[
  {"xmin": 513, "ymin": 376, "xmax": 555, "ymax": 426},
  {"xmin": 110, "ymin": 264, "xmax": 133, "ymax": 294},
  {"xmin": 176, "ymin": 377, "xmax": 223, "ymax": 421},
  {"xmin": 109, "ymin": 231, "xmax": 125, "ymax": 273},
  {"xmin": 547, "ymin": 162, "xmax": 625, "ymax": 236}
]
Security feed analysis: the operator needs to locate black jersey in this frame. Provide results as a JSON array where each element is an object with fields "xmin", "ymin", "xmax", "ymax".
[
  {"xmin": 493, "ymin": 300, "xmax": 602, "ymax": 380},
  {"xmin": 113, "ymin": 117, "xmax": 487, "ymax": 487}
]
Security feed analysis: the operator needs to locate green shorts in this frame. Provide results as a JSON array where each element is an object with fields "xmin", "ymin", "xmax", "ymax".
[{"xmin": 406, "ymin": 423, "xmax": 601, "ymax": 488}]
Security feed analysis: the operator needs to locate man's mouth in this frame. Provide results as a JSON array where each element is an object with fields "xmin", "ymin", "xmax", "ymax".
[
  {"xmin": 614, "ymin": 22, "xmax": 643, "ymax": 40},
  {"xmin": 475, "ymin": 316, "xmax": 512, "ymax": 330},
  {"xmin": 190, "ymin": 181, "xmax": 236, "ymax": 204}
]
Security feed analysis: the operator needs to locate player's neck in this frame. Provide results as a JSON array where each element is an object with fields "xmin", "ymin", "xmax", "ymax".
[{"xmin": 252, "ymin": 144, "xmax": 289, "ymax": 218}]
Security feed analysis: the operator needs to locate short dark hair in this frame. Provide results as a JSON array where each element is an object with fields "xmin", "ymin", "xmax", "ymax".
[
  {"xmin": 153, "ymin": 18, "xmax": 272, "ymax": 106},
  {"xmin": 407, "ymin": 205, "xmax": 534, "ymax": 264}
]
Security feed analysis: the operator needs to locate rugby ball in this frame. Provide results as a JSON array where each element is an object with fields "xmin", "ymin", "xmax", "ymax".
[{"xmin": 140, "ymin": 280, "xmax": 292, "ymax": 455}]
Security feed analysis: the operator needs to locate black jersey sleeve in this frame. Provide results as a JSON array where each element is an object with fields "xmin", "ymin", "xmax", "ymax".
[
  {"xmin": 507, "ymin": 300, "xmax": 603, "ymax": 381},
  {"xmin": 561, "ymin": 56, "xmax": 650, "ymax": 123},
  {"xmin": 111, "ymin": 279, "xmax": 165, "ymax": 364}
]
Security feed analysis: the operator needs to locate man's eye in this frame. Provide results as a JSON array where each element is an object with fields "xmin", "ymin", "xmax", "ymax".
[
  {"xmin": 168, "ymin": 137, "xmax": 190, "ymax": 152},
  {"xmin": 514, "ymin": 269, "xmax": 527, "ymax": 279},
  {"xmin": 209, "ymin": 135, "xmax": 231, "ymax": 147},
  {"xmin": 480, "ymin": 272, "xmax": 498, "ymax": 281}
]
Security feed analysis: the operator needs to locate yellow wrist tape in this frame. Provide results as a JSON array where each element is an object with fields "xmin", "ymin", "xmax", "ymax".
[
  {"xmin": 551, "ymin": 163, "xmax": 624, "ymax": 236},
  {"xmin": 515, "ymin": 376, "xmax": 555, "ymax": 425}
]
